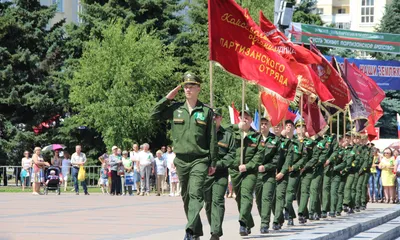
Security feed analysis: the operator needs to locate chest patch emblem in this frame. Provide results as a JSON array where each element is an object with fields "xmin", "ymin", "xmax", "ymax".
[{"xmin": 194, "ymin": 112, "xmax": 205, "ymax": 121}]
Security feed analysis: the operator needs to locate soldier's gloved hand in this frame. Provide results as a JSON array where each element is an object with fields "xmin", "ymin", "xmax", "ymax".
[
  {"xmin": 258, "ymin": 165, "xmax": 265, "ymax": 173},
  {"xmin": 276, "ymin": 172, "xmax": 284, "ymax": 181},
  {"xmin": 239, "ymin": 164, "xmax": 247, "ymax": 172},
  {"xmin": 166, "ymin": 85, "xmax": 181, "ymax": 100},
  {"xmin": 238, "ymin": 121, "xmax": 246, "ymax": 130},
  {"xmin": 208, "ymin": 167, "xmax": 216, "ymax": 176}
]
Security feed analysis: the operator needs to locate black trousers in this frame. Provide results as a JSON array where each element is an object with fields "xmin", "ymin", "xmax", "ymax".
[{"xmin": 111, "ymin": 170, "xmax": 122, "ymax": 195}]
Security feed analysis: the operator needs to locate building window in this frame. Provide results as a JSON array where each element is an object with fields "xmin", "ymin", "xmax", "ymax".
[
  {"xmin": 337, "ymin": 8, "xmax": 346, "ymax": 14},
  {"xmin": 316, "ymin": 8, "xmax": 324, "ymax": 14},
  {"xmin": 361, "ymin": 0, "xmax": 374, "ymax": 23},
  {"xmin": 52, "ymin": 0, "xmax": 63, "ymax": 12},
  {"xmin": 335, "ymin": 22, "xmax": 351, "ymax": 29}
]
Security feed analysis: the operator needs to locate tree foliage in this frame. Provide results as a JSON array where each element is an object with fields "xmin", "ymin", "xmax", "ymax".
[{"xmin": 68, "ymin": 22, "xmax": 178, "ymax": 149}]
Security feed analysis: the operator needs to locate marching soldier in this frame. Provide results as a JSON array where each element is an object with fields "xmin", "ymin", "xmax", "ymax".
[
  {"xmin": 297, "ymin": 135, "xmax": 319, "ymax": 224},
  {"xmin": 204, "ymin": 108, "xmax": 236, "ymax": 240},
  {"xmin": 284, "ymin": 119, "xmax": 309, "ymax": 226},
  {"xmin": 350, "ymin": 134, "xmax": 362, "ymax": 213},
  {"xmin": 328, "ymin": 135, "xmax": 346, "ymax": 217},
  {"xmin": 272, "ymin": 120, "xmax": 294, "ymax": 230},
  {"xmin": 255, "ymin": 118, "xmax": 280, "ymax": 234},
  {"xmin": 343, "ymin": 132, "xmax": 358, "ymax": 214},
  {"xmin": 229, "ymin": 109, "xmax": 264, "ymax": 236},
  {"xmin": 151, "ymin": 72, "xmax": 217, "ymax": 240},
  {"xmin": 321, "ymin": 134, "xmax": 337, "ymax": 218},
  {"xmin": 355, "ymin": 135, "xmax": 369, "ymax": 211},
  {"xmin": 309, "ymin": 135, "xmax": 329, "ymax": 220}
]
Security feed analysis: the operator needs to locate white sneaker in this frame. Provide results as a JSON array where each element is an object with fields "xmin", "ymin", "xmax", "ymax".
[
  {"xmin": 32, "ymin": 192, "xmax": 39, "ymax": 195},
  {"xmin": 145, "ymin": 192, "xmax": 150, "ymax": 196},
  {"xmin": 169, "ymin": 193, "xmax": 174, "ymax": 197}
]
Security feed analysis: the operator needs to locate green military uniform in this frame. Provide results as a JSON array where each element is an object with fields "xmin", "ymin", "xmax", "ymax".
[
  {"xmin": 297, "ymin": 138, "xmax": 318, "ymax": 223},
  {"xmin": 204, "ymin": 109, "xmax": 236, "ymax": 238},
  {"xmin": 321, "ymin": 135, "xmax": 337, "ymax": 217},
  {"xmin": 255, "ymin": 133, "xmax": 280, "ymax": 231},
  {"xmin": 273, "ymin": 137, "xmax": 292, "ymax": 227},
  {"xmin": 343, "ymin": 141, "xmax": 357, "ymax": 211},
  {"xmin": 329, "ymin": 143, "xmax": 346, "ymax": 216},
  {"xmin": 350, "ymin": 142, "xmax": 362, "ymax": 211},
  {"xmin": 355, "ymin": 142, "xmax": 369, "ymax": 210},
  {"xmin": 309, "ymin": 137, "xmax": 329, "ymax": 219},
  {"xmin": 284, "ymin": 136, "xmax": 309, "ymax": 222},
  {"xmin": 361, "ymin": 145, "xmax": 374, "ymax": 208},
  {"xmin": 229, "ymin": 122, "xmax": 264, "ymax": 235},
  {"xmin": 151, "ymin": 73, "xmax": 217, "ymax": 237}
]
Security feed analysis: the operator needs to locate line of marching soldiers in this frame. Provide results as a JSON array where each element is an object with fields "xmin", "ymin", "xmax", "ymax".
[{"xmin": 206, "ymin": 108, "xmax": 374, "ymax": 239}]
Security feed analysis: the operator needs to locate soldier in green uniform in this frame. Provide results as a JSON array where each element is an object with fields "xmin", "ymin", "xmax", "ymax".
[
  {"xmin": 151, "ymin": 72, "xmax": 217, "ymax": 240},
  {"xmin": 204, "ymin": 108, "xmax": 236, "ymax": 240},
  {"xmin": 272, "ymin": 120, "xmax": 294, "ymax": 230},
  {"xmin": 321, "ymin": 134, "xmax": 337, "ymax": 218},
  {"xmin": 343, "ymin": 132, "xmax": 358, "ymax": 214},
  {"xmin": 355, "ymin": 135, "xmax": 369, "ymax": 211},
  {"xmin": 328, "ymin": 135, "xmax": 346, "ymax": 217},
  {"xmin": 309, "ymin": 134, "xmax": 329, "ymax": 220},
  {"xmin": 350, "ymin": 134, "xmax": 362, "ymax": 213},
  {"xmin": 297, "ymin": 135, "xmax": 319, "ymax": 224},
  {"xmin": 336, "ymin": 132, "xmax": 352, "ymax": 216},
  {"xmin": 285, "ymin": 119, "xmax": 309, "ymax": 226},
  {"xmin": 229, "ymin": 110, "xmax": 264, "ymax": 236},
  {"xmin": 255, "ymin": 118, "xmax": 280, "ymax": 234},
  {"xmin": 361, "ymin": 142, "xmax": 374, "ymax": 209}
]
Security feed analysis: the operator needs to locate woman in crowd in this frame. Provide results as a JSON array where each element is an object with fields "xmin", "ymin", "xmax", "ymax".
[
  {"xmin": 62, "ymin": 151, "xmax": 71, "ymax": 191},
  {"xmin": 122, "ymin": 151, "xmax": 133, "ymax": 196},
  {"xmin": 109, "ymin": 146, "xmax": 122, "ymax": 196},
  {"xmin": 394, "ymin": 150, "xmax": 400, "ymax": 203},
  {"xmin": 154, "ymin": 150, "xmax": 167, "ymax": 196},
  {"xmin": 51, "ymin": 150, "xmax": 62, "ymax": 168},
  {"xmin": 20, "ymin": 151, "xmax": 32, "ymax": 191},
  {"xmin": 32, "ymin": 147, "xmax": 50, "ymax": 195},
  {"xmin": 379, "ymin": 147, "xmax": 396, "ymax": 203}
]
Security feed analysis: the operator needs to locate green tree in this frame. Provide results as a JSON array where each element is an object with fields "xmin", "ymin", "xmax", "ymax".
[
  {"xmin": 68, "ymin": 21, "xmax": 178, "ymax": 149},
  {"xmin": 289, "ymin": 0, "xmax": 323, "ymax": 25},
  {"xmin": 374, "ymin": 0, "xmax": 400, "ymax": 138},
  {"xmin": 0, "ymin": 0, "xmax": 70, "ymax": 164}
]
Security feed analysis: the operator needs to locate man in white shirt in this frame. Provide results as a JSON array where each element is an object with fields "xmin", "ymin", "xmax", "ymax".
[
  {"xmin": 130, "ymin": 144, "xmax": 141, "ymax": 191},
  {"xmin": 138, "ymin": 143, "xmax": 154, "ymax": 196},
  {"xmin": 71, "ymin": 145, "xmax": 89, "ymax": 195}
]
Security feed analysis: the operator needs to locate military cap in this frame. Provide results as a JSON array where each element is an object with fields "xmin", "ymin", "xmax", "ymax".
[
  {"xmin": 239, "ymin": 109, "xmax": 252, "ymax": 118},
  {"xmin": 361, "ymin": 135, "xmax": 368, "ymax": 140},
  {"xmin": 338, "ymin": 134, "xmax": 343, "ymax": 139},
  {"xmin": 345, "ymin": 131, "xmax": 352, "ymax": 137},
  {"xmin": 182, "ymin": 72, "xmax": 202, "ymax": 85},
  {"xmin": 295, "ymin": 119, "xmax": 306, "ymax": 127},
  {"xmin": 214, "ymin": 108, "xmax": 222, "ymax": 116}
]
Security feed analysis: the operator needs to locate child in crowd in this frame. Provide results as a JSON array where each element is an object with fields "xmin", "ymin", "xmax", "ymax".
[
  {"xmin": 45, "ymin": 170, "xmax": 59, "ymax": 186},
  {"xmin": 170, "ymin": 163, "xmax": 179, "ymax": 197},
  {"xmin": 100, "ymin": 163, "xmax": 109, "ymax": 194}
]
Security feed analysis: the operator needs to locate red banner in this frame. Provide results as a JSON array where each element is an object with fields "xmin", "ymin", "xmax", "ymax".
[
  {"xmin": 260, "ymin": 91, "xmax": 289, "ymax": 126},
  {"xmin": 208, "ymin": 0, "xmax": 298, "ymax": 101},
  {"xmin": 346, "ymin": 62, "xmax": 385, "ymax": 110},
  {"xmin": 310, "ymin": 44, "xmax": 351, "ymax": 111},
  {"xmin": 259, "ymin": 11, "xmax": 321, "ymax": 65},
  {"xmin": 302, "ymin": 95, "xmax": 327, "ymax": 137}
]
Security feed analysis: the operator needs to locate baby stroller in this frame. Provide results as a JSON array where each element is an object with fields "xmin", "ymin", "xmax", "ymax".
[{"xmin": 44, "ymin": 166, "xmax": 61, "ymax": 195}]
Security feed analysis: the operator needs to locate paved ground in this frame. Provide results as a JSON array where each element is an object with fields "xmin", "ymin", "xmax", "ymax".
[{"xmin": 0, "ymin": 192, "xmax": 397, "ymax": 240}]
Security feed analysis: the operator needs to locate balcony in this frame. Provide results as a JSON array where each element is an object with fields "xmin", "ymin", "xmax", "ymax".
[{"xmin": 321, "ymin": 13, "xmax": 350, "ymax": 25}]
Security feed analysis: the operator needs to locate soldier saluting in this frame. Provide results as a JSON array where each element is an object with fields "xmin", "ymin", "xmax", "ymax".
[{"xmin": 151, "ymin": 72, "xmax": 217, "ymax": 240}]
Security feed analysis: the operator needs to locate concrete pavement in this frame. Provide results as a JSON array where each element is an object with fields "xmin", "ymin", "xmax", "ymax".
[{"xmin": 0, "ymin": 192, "xmax": 398, "ymax": 240}]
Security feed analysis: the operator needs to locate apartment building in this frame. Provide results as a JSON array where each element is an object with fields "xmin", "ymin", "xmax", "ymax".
[
  {"xmin": 316, "ymin": 0, "xmax": 392, "ymax": 32},
  {"xmin": 39, "ymin": 0, "xmax": 82, "ymax": 25}
]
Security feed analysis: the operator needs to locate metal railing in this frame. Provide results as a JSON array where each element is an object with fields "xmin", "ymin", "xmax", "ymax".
[{"xmin": 0, "ymin": 166, "xmax": 102, "ymax": 187}]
